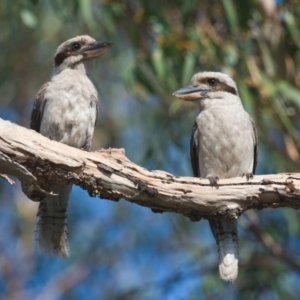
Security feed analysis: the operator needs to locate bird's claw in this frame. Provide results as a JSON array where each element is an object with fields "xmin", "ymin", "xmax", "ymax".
[
  {"xmin": 242, "ymin": 172, "xmax": 253, "ymax": 181},
  {"xmin": 207, "ymin": 176, "xmax": 219, "ymax": 188}
]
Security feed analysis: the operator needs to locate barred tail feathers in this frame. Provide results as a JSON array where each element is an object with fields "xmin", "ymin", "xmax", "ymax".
[
  {"xmin": 35, "ymin": 184, "xmax": 72, "ymax": 257},
  {"xmin": 209, "ymin": 219, "xmax": 239, "ymax": 282}
]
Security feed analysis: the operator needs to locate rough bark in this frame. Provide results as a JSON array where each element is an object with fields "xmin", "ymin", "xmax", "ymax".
[{"xmin": 0, "ymin": 118, "xmax": 299, "ymax": 222}]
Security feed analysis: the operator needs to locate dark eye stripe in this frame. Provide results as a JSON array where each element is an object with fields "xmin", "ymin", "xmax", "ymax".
[
  {"xmin": 199, "ymin": 77, "xmax": 237, "ymax": 96},
  {"xmin": 71, "ymin": 42, "xmax": 81, "ymax": 51},
  {"xmin": 217, "ymin": 82, "xmax": 237, "ymax": 95},
  {"xmin": 208, "ymin": 78, "xmax": 218, "ymax": 86},
  {"xmin": 54, "ymin": 50, "xmax": 70, "ymax": 66}
]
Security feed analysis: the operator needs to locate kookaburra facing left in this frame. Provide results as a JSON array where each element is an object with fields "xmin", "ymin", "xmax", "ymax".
[
  {"xmin": 173, "ymin": 72, "xmax": 257, "ymax": 281},
  {"xmin": 30, "ymin": 35, "xmax": 112, "ymax": 257}
]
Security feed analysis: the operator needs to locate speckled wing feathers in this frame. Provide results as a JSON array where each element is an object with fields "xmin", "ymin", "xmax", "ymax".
[
  {"xmin": 190, "ymin": 122, "xmax": 200, "ymax": 178},
  {"xmin": 251, "ymin": 117, "xmax": 258, "ymax": 174},
  {"xmin": 30, "ymin": 82, "xmax": 50, "ymax": 133}
]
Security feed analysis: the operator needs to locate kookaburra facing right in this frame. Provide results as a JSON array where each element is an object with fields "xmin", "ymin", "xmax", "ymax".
[
  {"xmin": 173, "ymin": 72, "xmax": 257, "ymax": 281},
  {"xmin": 30, "ymin": 35, "xmax": 112, "ymax": 257}
]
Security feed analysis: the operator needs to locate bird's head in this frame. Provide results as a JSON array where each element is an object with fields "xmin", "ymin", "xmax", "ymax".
[
  {"xmin": 52, "ymin": 35, "xmax": 112, "ymax": 75},
  {"xmin": 173, "ymin": 72, "xmax": 240, "ymax": 108}
]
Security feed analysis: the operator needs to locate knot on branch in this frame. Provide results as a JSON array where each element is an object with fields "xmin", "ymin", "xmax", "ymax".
[
  {"xmin": 130, "ymin": 177, "xmax": 158, "ymax": 197},
  {"xmin": 285, "ymin": 178, "xmax": 298, "ymax": 193},
  {"xmin": 97, "ymin": 162, "xmax": 158, "ymax": 197}
]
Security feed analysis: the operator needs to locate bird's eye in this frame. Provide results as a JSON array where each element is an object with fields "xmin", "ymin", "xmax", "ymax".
[
  {"xmin": 208, "ymin": 78, "xmax": 218, "ymax": 86},
  {"xmin": 71, "ymin": 42, "xmax": 81, "ymax": 51}
]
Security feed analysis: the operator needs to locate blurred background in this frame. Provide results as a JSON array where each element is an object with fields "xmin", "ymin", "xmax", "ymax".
[{"xmin": 1, "ymin": 0, "xmax": 300, "ymax": 299}]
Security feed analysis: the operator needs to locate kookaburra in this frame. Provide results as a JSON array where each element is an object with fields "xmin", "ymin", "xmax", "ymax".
[
  {"xmin": 30, "ymin": 35, "xmax": 112, "ymax": 257},
  {"xmin": 173, "ymin": 72, "xmax": 257, "ymax": 281}
]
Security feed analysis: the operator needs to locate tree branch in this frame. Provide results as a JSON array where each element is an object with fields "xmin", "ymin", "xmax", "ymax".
[{"xmin": 0, "ymin": 118, "xmax": 299, "ymax": 221}]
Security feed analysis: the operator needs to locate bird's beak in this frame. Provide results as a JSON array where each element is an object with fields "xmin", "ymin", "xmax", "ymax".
[
  {"xmin": 80, "ymin": 41, "xmax": 113, "ymax": 59},
  {"xmin": 172, "ymin": 84, "xmax": 210, "ymax": 101}
]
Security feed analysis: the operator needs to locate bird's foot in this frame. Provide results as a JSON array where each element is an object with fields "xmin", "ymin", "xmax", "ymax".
[
  {"xmin": 242, "ymin": 172, "xmax": 253, "ymax": 181},
  {"xmin": 207, "ymin": 176, "xmax": 219, "ymax": 188}
]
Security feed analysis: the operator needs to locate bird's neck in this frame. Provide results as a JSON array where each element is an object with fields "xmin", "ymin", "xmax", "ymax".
[
  {"xmin": 199, "ymin": 93, "xmax": 242, "ymax": 110},
  {"xmin": 52, "ymin": 61, "xmax": 93, "ymax": 77}
]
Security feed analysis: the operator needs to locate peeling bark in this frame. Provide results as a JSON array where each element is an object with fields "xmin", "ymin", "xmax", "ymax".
[{"xmin": 0, "ymin": 118, "xmax": 299, "ymax": 222}]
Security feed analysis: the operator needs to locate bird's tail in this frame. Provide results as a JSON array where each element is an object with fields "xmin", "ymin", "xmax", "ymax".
[
  {"xmin": 35, "ymin": 184, "xmax": 72, "ymax": 257},
  {"xmin": 209, "ymin": 219, "xmax": 239, "ymax": 282}
]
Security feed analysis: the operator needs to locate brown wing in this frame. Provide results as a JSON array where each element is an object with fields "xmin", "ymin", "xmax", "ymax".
[
  {"xmin": 30, "ymin": 82, "xmax": 50, "ymax": 132},
  {"xmin": 190, "ymin": 121, "xmax": 200, "ymax": 177},
  {"xmin": 82, "ymin": 95, "xmax": 99, "ymax": 150},
  {"xmin": 94, "ymin": 96, "xmax": 99, "ymax": 128},
  {"xmin": 251, "ymin": 117, "xmax": 258, "ymax": 174}
]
